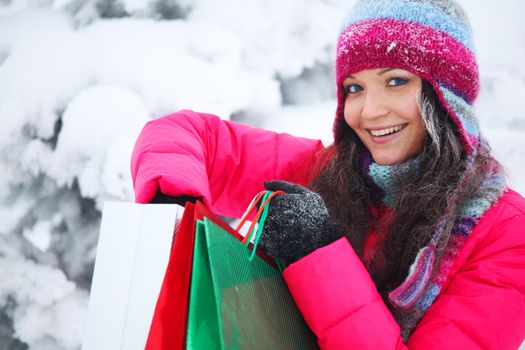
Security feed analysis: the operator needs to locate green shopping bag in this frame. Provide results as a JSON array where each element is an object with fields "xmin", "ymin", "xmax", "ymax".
[{"xmin": 186, "ymin": 203, "xmax": 318, "ymax": 349}]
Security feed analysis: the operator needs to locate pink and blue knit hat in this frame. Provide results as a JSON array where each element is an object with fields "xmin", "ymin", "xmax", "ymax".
[{"xmin": 334, "ymin": 0, "xmax": 480, "ymax": 155}]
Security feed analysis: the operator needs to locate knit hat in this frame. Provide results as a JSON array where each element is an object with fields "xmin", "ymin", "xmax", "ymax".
[{"xmin": 334, "ymin": 0, "xmax": 480, "ymax": 155}]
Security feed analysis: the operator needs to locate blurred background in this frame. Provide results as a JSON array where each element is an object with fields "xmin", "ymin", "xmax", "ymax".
[{"xmin": 1, "ymin": 0, "xmax": 524, "ymax": 348}]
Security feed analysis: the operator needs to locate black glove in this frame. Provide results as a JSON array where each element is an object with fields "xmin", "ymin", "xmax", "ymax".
[
  {"xmin": 258, "ymin": 180, "xmax": 342, "ymax": 264},
  {"xmin": 151, "ymin": 192, "xmax": 200, "ymax": 206}
]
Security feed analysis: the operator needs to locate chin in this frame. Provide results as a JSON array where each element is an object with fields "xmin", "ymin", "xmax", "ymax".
[{"xmin": 371, "ymin": 153, "xmax": 407, "ymax": 165}]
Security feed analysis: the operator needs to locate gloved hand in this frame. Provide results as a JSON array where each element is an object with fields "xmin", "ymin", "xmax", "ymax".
[
  {"xmin": 258, "ymin": 180, "xmax": 342, "ymax": 264},
  {"xmin": 151, "ymin": 192, "xmax": 200, "ymax": 206}
]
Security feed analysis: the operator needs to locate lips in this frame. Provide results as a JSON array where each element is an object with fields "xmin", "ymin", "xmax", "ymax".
[{"xmin": 369, "ymin": 124, "xmax": 408, "ymax": 137}]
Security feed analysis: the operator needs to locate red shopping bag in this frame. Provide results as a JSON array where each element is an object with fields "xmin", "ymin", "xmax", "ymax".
[
  {"xmin": 145, "ymin": 201, "xmax": 246, "ymax": 350},
  {"xmin": 146, "ymin": 192, "xmax": 286, "ymax": 350}
]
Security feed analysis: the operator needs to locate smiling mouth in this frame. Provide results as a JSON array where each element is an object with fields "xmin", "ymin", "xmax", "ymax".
[{"xmin": 369, "ymin": 124, "xmax": 408, "ymax": 137}]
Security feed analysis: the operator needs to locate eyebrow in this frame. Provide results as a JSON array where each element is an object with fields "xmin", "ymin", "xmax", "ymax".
[
  {"xmin": 378, "ymin": 68, "xmax": 397, "ymax": 75},
  {"xmin": 346, "ymin": 68, "xmax": 398, "ymax": 79}
]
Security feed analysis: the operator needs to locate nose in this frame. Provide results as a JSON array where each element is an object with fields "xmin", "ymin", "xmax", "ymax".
[{"xmin": 361, "ymin": 89, "xmax": 388, "ymax": 120}]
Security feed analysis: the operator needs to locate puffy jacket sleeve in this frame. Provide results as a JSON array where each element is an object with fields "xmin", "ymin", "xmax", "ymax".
[
  {"xmin": 283, "ymin": 214, "xmax": 525, "ymax": 349},
  {"xmin": 130, "ymin": 109, "xmax": 324, "ymax": 218}
]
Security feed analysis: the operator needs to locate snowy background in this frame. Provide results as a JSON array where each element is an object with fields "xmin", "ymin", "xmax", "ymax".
[{"xmin": 0, "ymin": 0, "xmax": 524, "ymax": 349}]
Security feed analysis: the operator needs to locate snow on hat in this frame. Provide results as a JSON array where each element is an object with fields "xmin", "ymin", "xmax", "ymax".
[{"xmin": 334, "ymin": 0, "xmax": 480, "ymax": 155}]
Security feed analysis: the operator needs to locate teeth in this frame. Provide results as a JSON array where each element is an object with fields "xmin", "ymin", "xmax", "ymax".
[{"xmin": 370, "ymin": 124, "xmax": 405, "ymax": 137}]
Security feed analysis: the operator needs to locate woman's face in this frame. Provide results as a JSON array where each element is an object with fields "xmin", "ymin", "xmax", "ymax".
[{"xmin": 343, "ymin": 68, "xmax": 426, "ymax": 165}]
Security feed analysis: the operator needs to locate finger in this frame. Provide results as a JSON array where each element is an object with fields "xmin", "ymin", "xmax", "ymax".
[
  {"xmin": 151, "ymin": 192, "xmax": 200, "ymax": 205},
  {"xmin": 264, "ymin": 180, "xmax": 308, "ymax": 194},
  {"xmin": 264, "ymin": 180, "xmax": 286, "ymax": 192}
]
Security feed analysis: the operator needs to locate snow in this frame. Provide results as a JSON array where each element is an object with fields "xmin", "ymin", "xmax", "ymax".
[
  {"xmin": 0, "ymin": 0, "xmax": 524, "ymax": 348},
  {"xmin": 22, "ymin": 216, "xmax": 59, "ymax": 252},
  {"xmin": 262, "ymin": 102, "xmax": 335, "ymax": 145},
  {"xmin": 0, "ymin": 249, "xmax": 88, "ymax": 350},
  {"xmin": 49, "ymin": 85, "xmax": 149, "ymax": 204}
]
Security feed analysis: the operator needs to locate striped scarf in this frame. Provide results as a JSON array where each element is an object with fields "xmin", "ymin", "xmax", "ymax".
[{"xmin": 362, "ymin": 146, "xmax": 506, "ymax": 339}]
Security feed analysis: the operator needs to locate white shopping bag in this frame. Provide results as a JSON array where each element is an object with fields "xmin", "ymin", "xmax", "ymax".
[{"xmin": 82, "ymin": 202, "xmax": 184, "ymax": 350}]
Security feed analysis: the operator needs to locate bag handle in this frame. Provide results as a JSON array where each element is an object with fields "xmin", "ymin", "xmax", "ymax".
[
  {"xmin": 234, "ymin": 191, "xmax": 266, "ymax": 235},
  {"xmin": 235, "ymin": 190, "xmax": 285, "ymax": 264},
  {"xmin": 235, "ymin": 190, "xmax": 284, "ymax": 244}
]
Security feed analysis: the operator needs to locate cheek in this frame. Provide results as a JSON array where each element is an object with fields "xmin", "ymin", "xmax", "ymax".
[
  {"xmin": 343, "ymin": 100, "xmax": 360, "ymax": 128},
  {"xmin": 396, "ymin": 90, "xmax": 418, "ymax": 114},
  {"xmin": 398, "ymin": 94, "xmax": 424, "ymax": 127},
  {"xmin": 415, "ymin": 119, "xmax": 428, "ymax": 145},
  {"xmin": 410, "ymin": 110, "xmax": 428, "ymax": 149}
]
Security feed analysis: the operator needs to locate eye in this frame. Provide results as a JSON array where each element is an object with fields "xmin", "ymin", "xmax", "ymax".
[
  {"xmin": 387, "ymin": 77, "xmax": 408, "ymax": 87},
  {"xmin": 344, "ymin": 84, "xmax": 364, "ymax": 95}
]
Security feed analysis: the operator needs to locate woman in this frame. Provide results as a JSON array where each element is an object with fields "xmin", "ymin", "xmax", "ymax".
[{"xmin": 131, "ymin": 0, "xmax": 525, "ymax": 348}]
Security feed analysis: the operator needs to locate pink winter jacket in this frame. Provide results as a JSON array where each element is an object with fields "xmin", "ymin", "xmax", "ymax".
[{"xmin": 131, "ymin": 110, "xmax": 525, "ymax": 349}]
